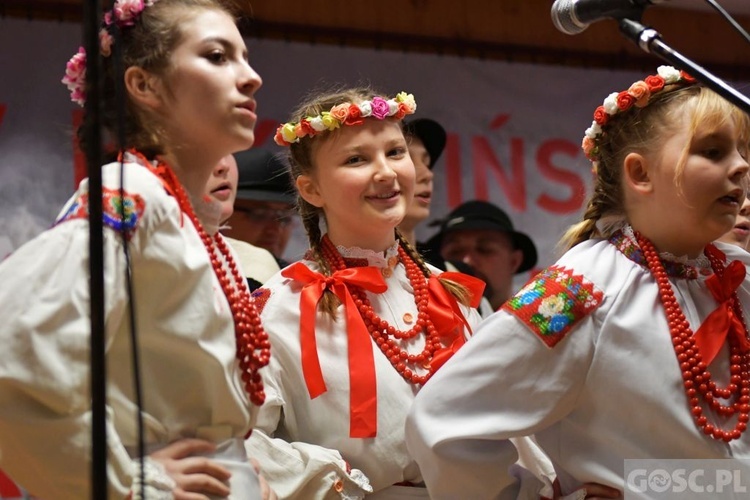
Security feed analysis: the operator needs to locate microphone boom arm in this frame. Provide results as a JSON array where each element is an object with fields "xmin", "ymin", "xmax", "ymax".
[{"xmin": 618, "ymin": 17, "xmax": 750, "ymax": 113}]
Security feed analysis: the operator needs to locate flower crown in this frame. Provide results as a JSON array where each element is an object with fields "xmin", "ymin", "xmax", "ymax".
[
  {"xmin": 582, "ymin": 65, "xmax": 697, "ymax": 172},
  {"xmin": 61, "ymin": 0, "xmax": 159, "ymax": 106},
  {"xmin": 274, "ymin": 92, "xmax": 417, "ymax": 146}
]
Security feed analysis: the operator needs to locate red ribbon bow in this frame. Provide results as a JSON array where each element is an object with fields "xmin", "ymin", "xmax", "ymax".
[
  {"xmin": 425, "ymin": 271, "xmax": 486, "ymax": 371},
  {"xmin": 281, "ymin": 262, "xmax": 387, "ymax": 437},
  {"xmin": 694, "ymin": 259, "xmax": 750, "ymax": 365}
]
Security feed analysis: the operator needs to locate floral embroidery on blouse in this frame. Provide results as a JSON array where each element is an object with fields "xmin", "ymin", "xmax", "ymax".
[
  {"xmin": 609, "ymin": 227, "xmax": 710, "ymax": 280},
  {"xmin": 503, "ymin": 265, "xmax": 603, "ymax": 348},
  {"xmin": 251, "ymin": 287, "xmax": 271, "ymax": 315},
  {"xmin": 56, "ymin": 187, "xmax": 145, "ymax": 240}
]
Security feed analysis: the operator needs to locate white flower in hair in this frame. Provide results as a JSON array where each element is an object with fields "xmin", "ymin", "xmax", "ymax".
[
  {"xmin": 580, "ymin": 65, "xmax": 697, "ymax": 170},
  {"xmin": 602, "ymin": 92, "xmax": 620, "ymax": 114},
  {"xmin": 308, "ymin": 116, "xmax": 327, "ymax": 132},
  {"xmin": 273, "ymin": 91, "xmax": 417, "ymax": 146},
  {"xmin": 657, "ymin": 65, "xmax": 681, "ymax": 84},
  {"xmin": 358, "ymin": 101, "xmax": 373, "ymax": 117},
  {"xmin": 386, "ymin": 99, "xmax": 400, "ymax": 115},
  {"xmin": 585, "ymin": 121, "xmax": 601, "ymax": 139}
]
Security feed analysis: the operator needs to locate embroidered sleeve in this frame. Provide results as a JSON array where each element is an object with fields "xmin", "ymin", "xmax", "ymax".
[
  {"xmin": 502, "ymin": 265, "xmax": 603, "ymax": 348},
  {"xmin": 251, "ymin": 287, "xmax": 272, "ymax": 316},
  {"xmin": 56, "ymin": 186, "xmax": 146, "ymax": 240}
]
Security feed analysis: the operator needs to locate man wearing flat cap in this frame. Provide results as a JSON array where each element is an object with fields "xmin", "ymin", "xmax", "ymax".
[
  {"xmin": 225, "ymin": 149, "xmax": 297, "ymax": 268},
  {"xmin": 427, "ymin": 200, "xmax": 538, "ymax": 311}
]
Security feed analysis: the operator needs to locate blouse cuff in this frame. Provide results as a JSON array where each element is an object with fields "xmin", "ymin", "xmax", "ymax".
[
  {"xmin": 129, "ymin": 457, "xmax": 175, "ymax": 500},
  {"xmin": 336, "ymin": 467, "xmax": 373, "ymax": 500}
]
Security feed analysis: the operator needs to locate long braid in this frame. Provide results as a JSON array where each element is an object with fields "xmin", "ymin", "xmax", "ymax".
[
  {"xmin": 297, "ymin": 197, "xmax": 341, "ymax": 317},
  {"xmin": 395, "ymin": 229, "xmax": 471, "ymax": 307},
  {"xmin": 395, "ymin": 228, "xmax": 431, "ymax": 277},
  {"xmin": 558, "ymin": 189, "xmax": 609, "ymax": 252}
]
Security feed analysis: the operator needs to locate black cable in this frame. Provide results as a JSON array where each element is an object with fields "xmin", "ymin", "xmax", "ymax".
[
  {"xmin": 82, "ymin": 0, "xmax": 107, "ymax": 495},
  {"xmin": 110, "ymin": 19, "xmax": 147, "ymax": 498},
  {"xmin": 704, "ymin": 0, "xmax": 750, "ymax": 45}
]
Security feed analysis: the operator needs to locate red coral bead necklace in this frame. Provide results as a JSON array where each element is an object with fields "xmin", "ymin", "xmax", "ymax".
[
  {"xmin": 141, "ymin": 152, "xmax": 271, "ymax": 406},
  {"xmin": 320, "ymin": 235, "xmax": 441, "ymax": 386},
  {"xmin": 636, "ymin": 232, "xmax": 750, "ymax": 442}
]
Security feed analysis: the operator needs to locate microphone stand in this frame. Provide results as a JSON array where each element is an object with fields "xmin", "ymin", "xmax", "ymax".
[
  {"xmin": 82, "ymin": 0, "xmax": 108, "ymax": 497},
  {"xmin": 618, "ymin": 17, "xmax": 750, "ymax": 114}
]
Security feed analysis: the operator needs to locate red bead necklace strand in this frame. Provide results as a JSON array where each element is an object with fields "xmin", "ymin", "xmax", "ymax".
[
  {"xmin": 320, "ymin": 236, "xmax": 442, "ymax": 386},
  {"xmin": 153, "ymin": 159, "xmax": 270, "ymax": 406},
  {"xmin": 637, "ymin": 233, "xmax": 750, "ymax": 442}
]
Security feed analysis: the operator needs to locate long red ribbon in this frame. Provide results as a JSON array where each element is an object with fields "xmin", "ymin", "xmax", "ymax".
[
  {"xmin": 426, "ymin": 272, "xmax": 485, "ymax": 334},
  {"xmin": 426, "ymin": 272, "xmax": 486, "ymax": 371},
  {"xmin": 694, "ymin": 259, "xmax": 750, "ymax": 365},
  {"xmin": 281, "ymin": 262, "xmax": 387, "ymax": 437}
]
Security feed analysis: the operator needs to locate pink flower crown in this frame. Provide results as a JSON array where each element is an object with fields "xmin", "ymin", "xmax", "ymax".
[
  {"xmin": 61, "ymin": 0, "xmax": 159, "ymax": 107},
  {"xmin": 274, "ymin": 92, "xmax": 417, "ymax": 146},
  {"xmin": 582, "ymin": 65, "xmax": 697, "ymax": 172}
]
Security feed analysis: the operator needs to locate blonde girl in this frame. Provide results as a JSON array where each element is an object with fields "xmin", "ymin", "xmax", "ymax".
[
  {"xmin": 245, "ymin": 87, "xmax": 485, "ymax": 499},
  {"xmin": 406, "ymin": 66, "xmax": 750, "ymax": 499}
]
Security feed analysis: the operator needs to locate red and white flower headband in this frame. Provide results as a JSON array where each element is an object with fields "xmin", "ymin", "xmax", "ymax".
[
  {"xmin": 274, "ymin": 92, "xmax": 417, "ymax": 146},
  {"xmin": 61, "ymin": 0, "xmax": 159, "ymax": 107},
  {"xmin": 582, "ymin": 65, "xmax": 697, "ymax": 172}
]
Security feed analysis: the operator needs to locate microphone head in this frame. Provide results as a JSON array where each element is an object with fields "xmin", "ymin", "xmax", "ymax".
[{"xmin": 551, "ymin": 0, "xmax": 588, "ymax": 35}]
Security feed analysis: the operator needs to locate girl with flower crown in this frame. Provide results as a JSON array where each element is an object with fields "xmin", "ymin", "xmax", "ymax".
[
  {"xmin": 243, "ymin": 86, "xmax": 487, "ymax": 499},
  {"xmin": 0, "ymin": 0, "xmax": 276, "ymax": 498},
  {"xmin": 405, "ymin": 65, "xmax": 750, "ymax": 499}
]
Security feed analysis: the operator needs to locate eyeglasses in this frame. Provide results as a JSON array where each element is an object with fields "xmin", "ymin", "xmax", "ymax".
[{"xmin": 234, "ymin": 206, "xmax": 297, "ymax": 227}]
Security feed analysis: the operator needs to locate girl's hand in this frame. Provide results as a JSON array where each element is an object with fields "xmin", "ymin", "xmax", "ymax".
[{"xmin": 150, "ymin": 438, "xmax": 232, "ymax": 499}]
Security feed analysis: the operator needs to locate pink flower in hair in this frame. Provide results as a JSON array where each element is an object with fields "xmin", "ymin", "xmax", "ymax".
[
  {"xmin": 62, "ymin": 47, "xmax": 87, "ymax": 107},
  {"xmin": 114, "ymin": 0, "xmax": 146, "ymax": 26},
  {"xmin": 370, "ymin": 97, "xmax": 390, "ymax": 120},
  {"xmin": 99, "ymin": 29, "xmax": 114, "ymax": 57}
]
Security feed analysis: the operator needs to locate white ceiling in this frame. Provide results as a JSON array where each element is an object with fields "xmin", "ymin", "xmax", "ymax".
[{"xmin": 666, "ymin": 0, "xmax": 750, "ymax": 15}]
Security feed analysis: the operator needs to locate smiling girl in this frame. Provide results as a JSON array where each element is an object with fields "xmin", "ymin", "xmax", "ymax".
[
  {"xmin": 0, "ymin": 0, "xmax": 273, "ymax": 498},
  {"xmin": 244, "ymin": 87, "xmax": 485, "ymax": 499}
]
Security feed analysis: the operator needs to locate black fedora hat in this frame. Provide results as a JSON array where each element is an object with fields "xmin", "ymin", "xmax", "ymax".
[
  {"xmin": 233, "ymin": 149, "xmax": 296, "ymax": 205},
  {"xmin": 427, "ymin": 200, "xmax": 538, "ymax": 273},
  {"xmin": 403, "ymin": 118, "xmax": 447, "ymax": 169}
]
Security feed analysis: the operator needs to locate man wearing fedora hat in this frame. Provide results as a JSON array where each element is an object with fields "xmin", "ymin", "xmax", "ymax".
[
  {"xmin": 224, "ymin": 148, "xmax": 297, "ymax": 268},
  {"xmin": 426, "ymin": 200, "xmax": 538, "ymax": 311}
]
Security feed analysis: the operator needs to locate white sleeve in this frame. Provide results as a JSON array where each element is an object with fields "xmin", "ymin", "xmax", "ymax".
[
  {"xmin": 0, "ymin": 218, "xmax": 137, "ymax": 499},
  {"xmin": 245, "ymin": 378, "xmax": 372, "ymax": 500},
  {"xmin": 405, "ymin": 309, "xmax": 596, "ymax": 499}
]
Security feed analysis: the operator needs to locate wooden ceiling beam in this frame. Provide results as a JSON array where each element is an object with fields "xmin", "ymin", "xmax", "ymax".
[{"xmin": 4, "ymin": 0, "xmax": 749, "ymax": 80}]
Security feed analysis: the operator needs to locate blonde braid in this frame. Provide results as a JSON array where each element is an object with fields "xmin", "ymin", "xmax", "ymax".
[
  {"xmin": 395, "ymin": 230, "xmax": 471, "ymax": 307},
  {"xmin": 558, "ymin": 192, "xmax": 607, "ymax": 252},
  {"xmin": 297, "ymin": 199, "xmax": 341, "ymax": 318}
]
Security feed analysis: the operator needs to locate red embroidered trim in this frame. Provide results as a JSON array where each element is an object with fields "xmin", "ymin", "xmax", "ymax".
[
  {"xmin": 251, "ymin": 287, "xmax": 271, "ymax": 316},
  {"xmin": 502, "ymin": 266, "xmax": 603, "ymax": 348},
  {"xmin": 56, "ymin": 187, "xmax": 146, "ymax": 240}
]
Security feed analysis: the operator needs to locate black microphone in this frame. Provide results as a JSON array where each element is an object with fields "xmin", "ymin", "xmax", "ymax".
[{"xmin": 551, "ymin": 0, "xmax": 668, "ymax": 35}]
